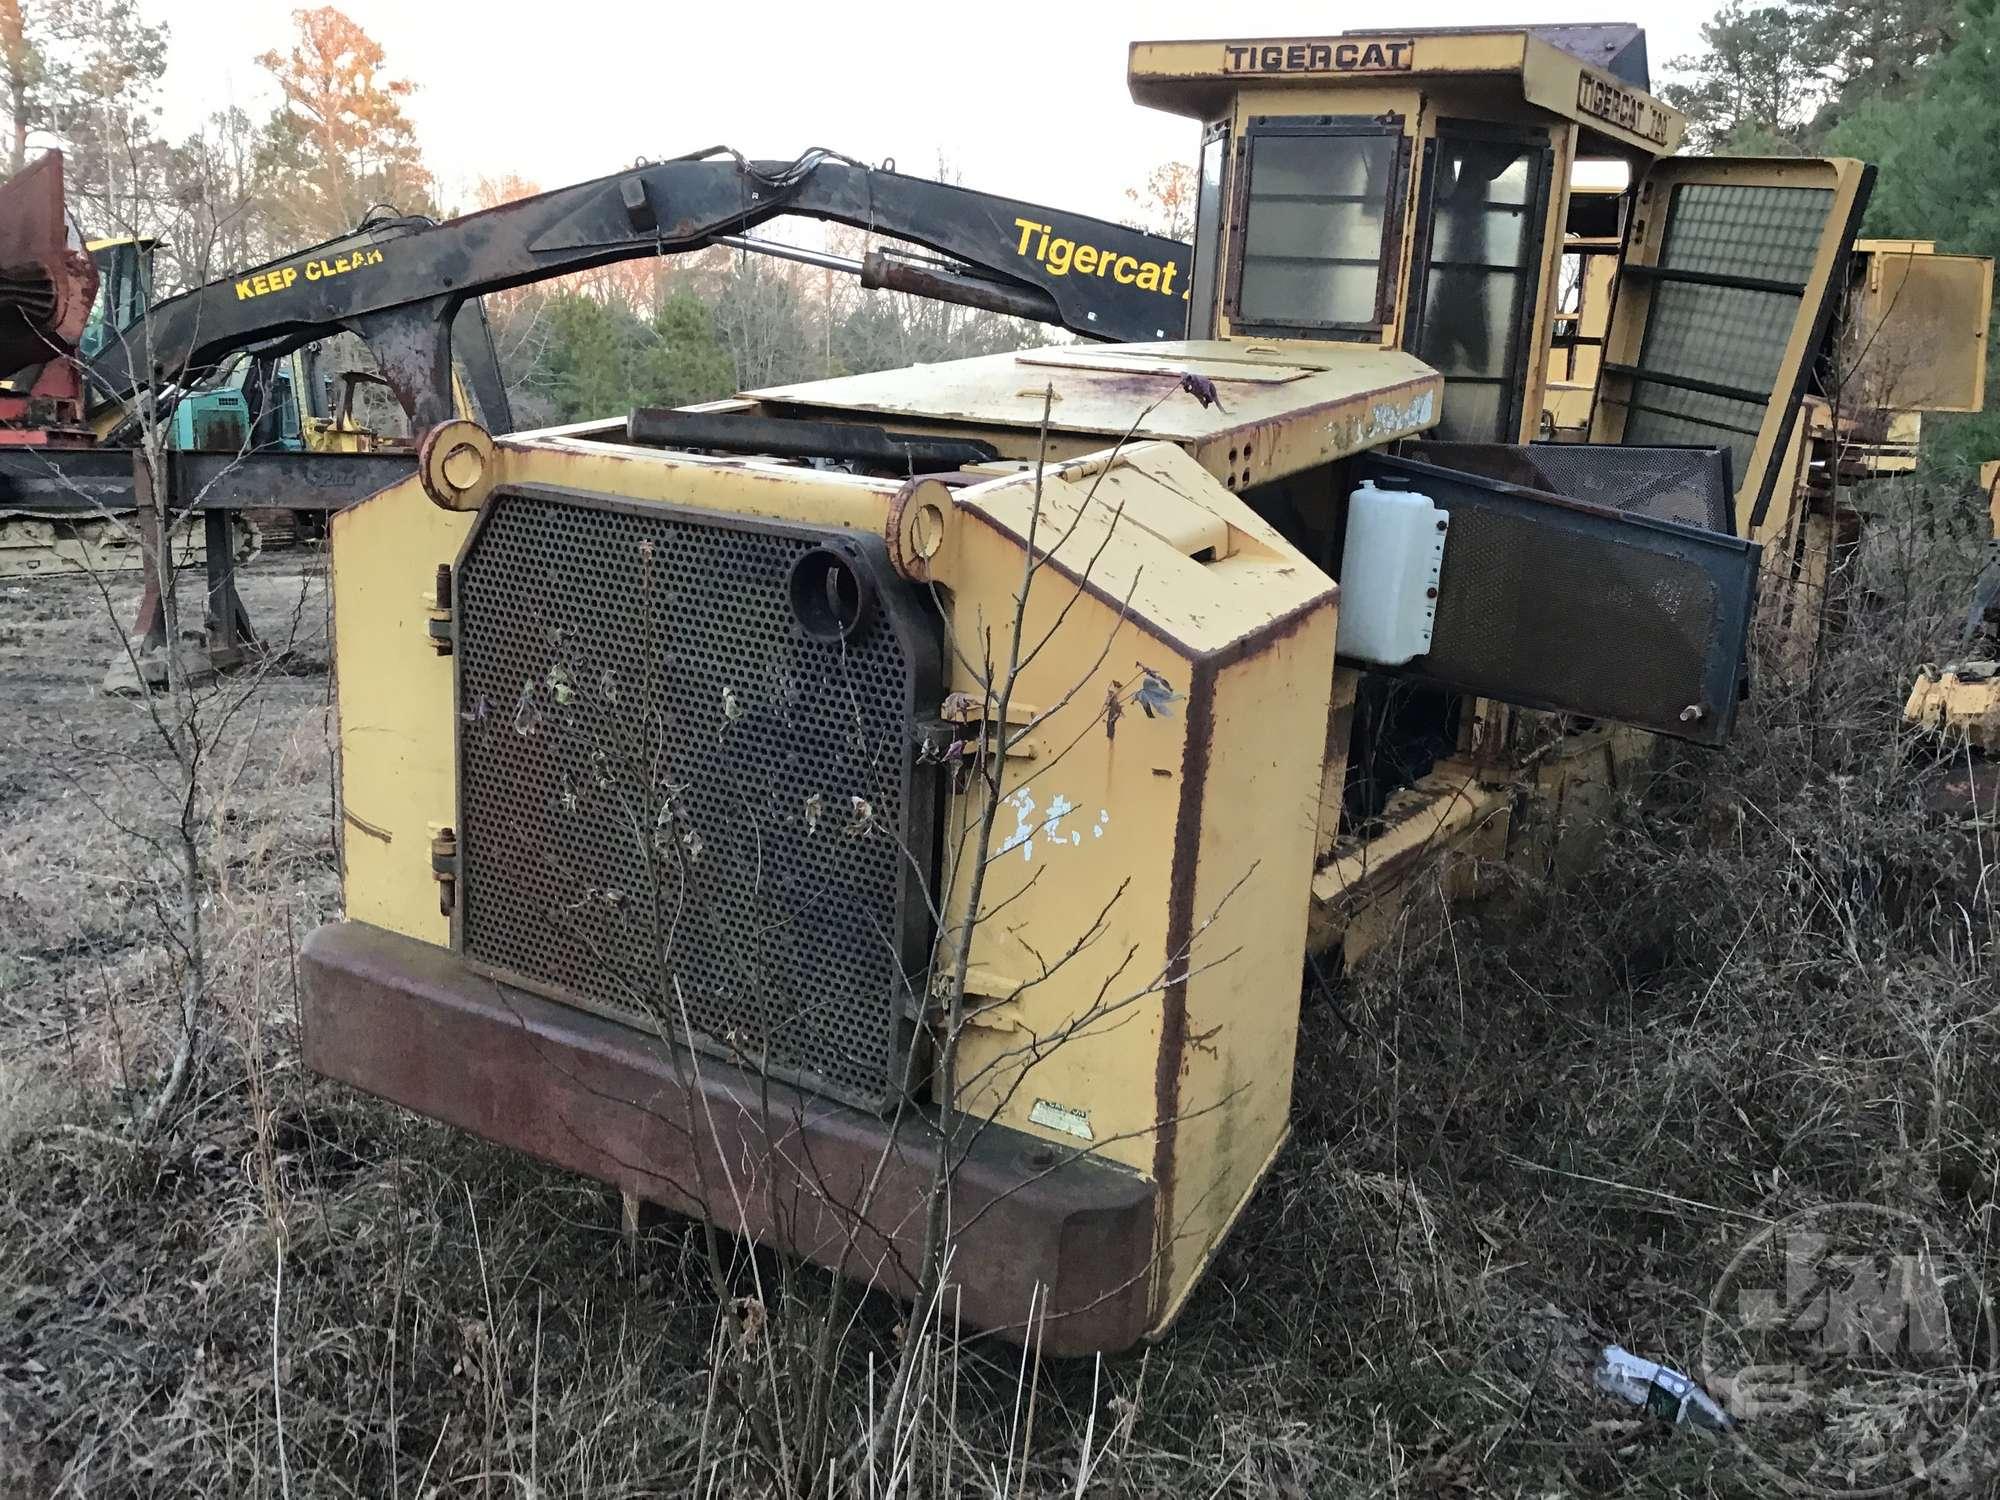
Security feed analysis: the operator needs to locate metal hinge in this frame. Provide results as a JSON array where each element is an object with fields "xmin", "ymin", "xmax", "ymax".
[{"xmin": 427, "ymin": 562, "xmax": 454, "ymax": 655}]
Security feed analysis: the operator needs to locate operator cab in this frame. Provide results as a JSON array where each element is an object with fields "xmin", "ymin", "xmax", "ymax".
[
  {"xmin": 1135, "ymin": 25, "xmax": 1676, "ymax": 445},
  {"xmin": 79, "ymin": 237, "xmax": 156, "ymax": 361},
  {"xmin": 1121, "ymin": 25, "xmax": 1869, "ymax": 848},
  {"xmin": 1132, "ymin": 25, "xmax": 1871, "ymax": 536}
]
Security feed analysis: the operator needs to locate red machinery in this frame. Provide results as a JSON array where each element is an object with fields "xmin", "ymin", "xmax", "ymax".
[{"xmin": 0, "ymin": 151, "xmax": 98, "ymax": 445}]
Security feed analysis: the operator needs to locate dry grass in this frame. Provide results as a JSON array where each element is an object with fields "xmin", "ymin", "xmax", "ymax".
[{"xmin": 2, "ymin": 474, "xmax": 1998, "ymax": 1496}]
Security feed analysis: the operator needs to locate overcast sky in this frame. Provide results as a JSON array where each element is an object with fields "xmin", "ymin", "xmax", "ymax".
[{"xmin": 158, "ymin": 3, "xmax": 1712, "ymax": 227}]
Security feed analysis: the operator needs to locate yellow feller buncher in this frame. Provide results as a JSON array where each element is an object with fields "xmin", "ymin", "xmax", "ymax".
[{"xmin": 304, "ymin": 25, "xmax": 1890, "ymax": 1353}]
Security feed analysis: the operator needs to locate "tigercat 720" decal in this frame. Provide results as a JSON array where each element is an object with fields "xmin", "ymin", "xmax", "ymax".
[{"xmin": 1575, "ymin": 73, "xmax": 1673, "ymax": 146}]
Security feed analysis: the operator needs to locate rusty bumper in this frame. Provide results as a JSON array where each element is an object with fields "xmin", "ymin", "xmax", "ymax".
[{"xmin": 300, "ymin": 921, "xmax": 1158, "ymax": 1355}]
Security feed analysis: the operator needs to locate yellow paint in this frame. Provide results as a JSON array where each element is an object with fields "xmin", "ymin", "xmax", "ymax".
[
  {"xmin": 1309, "ymin": 770, "xmax": 1512, "ymax": 964},
  {"xmin": 751, "ymin": 341, "xmax": 1441, "ymax": 495},
  {"xmin": 1845, "ymin": 241, "xmax": 1993, "ymax": 415},
  {"xmin": 1214, "ymin": 36, "xmax": 1417, "ymax": 76},
  {"xmin": 940, "ymin": 442, "xmax": 1336, "ymax": 1226},
  {"xmin": 1152, "ymin": 596, "xmax": 1334, "ymax": 1310},
  {"xmin": 302, "ymin": 367, "xmax": 483, "ymax": 453},
  {"xmin": 235, "ymin": 246, "xmax": 385, "ymax": 301},
  {"xmin": 1907, "ymin": 666, "xmax": 2000, "ymax": 750},
  {"xmin": 329, "ymin": 478, "xmax": 472, "ymax": 945},
  {"xmin": 1543, "ymin": 216, "xmax": 1618, "ymax": 436},
  {"xmin": 1130, "ymin": 29, "xmax": 1685, "ymax": 155}
]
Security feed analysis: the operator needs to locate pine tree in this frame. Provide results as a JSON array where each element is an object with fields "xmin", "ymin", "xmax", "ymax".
[
  {"xmin": 1659, "ymin": 2, "xmax": 1827, "ymax": 153},
  {"xmin": 638, "ymin": 289, "xmax": 735, "ymax": 408},
  {"xmin": 1805, "ymin": 0, "xmax": 1958, "ymax": 136},
  {"xmin": 1827, "ymin": 0, "xmax": 2000, "ymax": 464},
  {"xmin": 254, "ymin": 7, "xmax": 431, "ymax": 244}
]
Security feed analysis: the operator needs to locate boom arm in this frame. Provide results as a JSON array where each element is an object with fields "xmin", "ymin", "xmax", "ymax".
[{"xmin": 89, "ymin": 149, "xmax": 1194, "ymax": 429}]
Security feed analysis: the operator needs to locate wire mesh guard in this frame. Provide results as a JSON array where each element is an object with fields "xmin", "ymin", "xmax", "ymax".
[
  {"xmin": 1351, "ymin": 455, "xmax": 1759, "ymax": 744},
  {"xmin": 1419, "ymin": 442, "xmax": 1735, "ymax": 534},
  {"xmin": 1429, "ymin": 503, "xmax": 1721, "ymax": 731},
  {"xmin": 1621, "ymin": 182, "xmax": 1834, "ymax": 472},
  {"xmin": 453, "ymin": 488, "xmax": 934, "ymax": 1111}
]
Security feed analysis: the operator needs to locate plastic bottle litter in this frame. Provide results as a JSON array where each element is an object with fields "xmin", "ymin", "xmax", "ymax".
[{"xmin": 1592, "ymin": 1345, "xmax": 1734, "ymax": 1432}]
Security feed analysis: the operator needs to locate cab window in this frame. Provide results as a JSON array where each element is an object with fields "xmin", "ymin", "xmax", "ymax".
[
  {"xmin": 79, "ymin": 242, "xmax": 153, "ymax": 359},
  {"xmin": 1186, "ymin": 123, "xmax": 1229, "ymax": 339},
  {"xmin": 1410, "ymin": 125, "xmax": 1554, "ymax": 441},
  {"xmin": 1227, "ymin": 117, "xmax": 1407, "ymax": 339}
]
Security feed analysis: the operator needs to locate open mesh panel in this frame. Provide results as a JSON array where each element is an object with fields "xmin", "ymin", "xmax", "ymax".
[
  {"xmin": 1348, "ymin": 454, "xmax": 1758, "ymax": 744},
  {"xmin": 1609, "ymin": 183, "xmax": 1834, "ymax": 489}
]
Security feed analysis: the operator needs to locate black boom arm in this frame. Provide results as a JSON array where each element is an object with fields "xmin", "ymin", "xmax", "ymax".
[{"xmin": 90, "ymin": 149, "xmax": 1194, "ymax": 429}]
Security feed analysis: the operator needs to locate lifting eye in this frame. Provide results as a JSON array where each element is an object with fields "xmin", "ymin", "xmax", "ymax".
[{"xmin": 788, "ymin": 545, "xmax": 875, "ymax": 643}]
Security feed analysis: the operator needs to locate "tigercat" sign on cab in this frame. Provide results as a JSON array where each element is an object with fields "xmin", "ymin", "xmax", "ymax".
[{"xmin": 1221, "ymin": 38, "xmax": 1416, "ymax": 75}]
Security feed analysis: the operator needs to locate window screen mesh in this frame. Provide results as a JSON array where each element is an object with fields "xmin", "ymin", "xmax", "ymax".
[
  {"xmin": 1655, "ymin": 184, "xmax": 1830, "ymax": 284},
  {"xmin": 1621, "ymin": 183, "xmax": 1833, "ymax": 476}
]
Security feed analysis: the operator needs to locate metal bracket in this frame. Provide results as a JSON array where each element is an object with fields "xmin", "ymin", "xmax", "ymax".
[
  {"xmin": 427, "ymin": 562, "xmax": 454, "ymax": 655},
  {"xmin": 619, "ymin": 176, "xmax": 657, "ymax": 234},
  {"xmin": 430, "ymin": 826, "xmax": 458, "ymax": 916}
]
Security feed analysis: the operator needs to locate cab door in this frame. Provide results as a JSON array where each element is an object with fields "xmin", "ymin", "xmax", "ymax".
[
  {"xmin": 1589, "ymin": 156, "xmax": 1874, "ymax": 533},
  {"xmin": 1406, "ymin": 122, "xmax": 1557, "ymax": 444}
]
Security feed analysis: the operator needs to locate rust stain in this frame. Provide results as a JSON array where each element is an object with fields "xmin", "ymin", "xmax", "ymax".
[
  {"xmin": 1198, "ymin": 589, "xmax": 1333, "ymax": 675},
  {"xmin": 302, "ymin": 919, "xmax": 1159, "ymax": 1354},
  {"xmin": 1152, "ymin": 655, "xmax": 1217, "ymax": 1308}
]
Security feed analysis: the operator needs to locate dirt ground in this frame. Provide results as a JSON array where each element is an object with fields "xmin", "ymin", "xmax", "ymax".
[{"xmin": 3, "ymin": 491, "xmax": 2000, "ymax": 1495}]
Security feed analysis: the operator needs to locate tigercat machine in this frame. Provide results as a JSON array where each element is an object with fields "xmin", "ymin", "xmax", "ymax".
[{"xmin": 303, "ymin": 25, "xmax": 1868, "ymax": 1353}]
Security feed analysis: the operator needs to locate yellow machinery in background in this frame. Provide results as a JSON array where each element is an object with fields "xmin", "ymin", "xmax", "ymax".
[
  {"xmin": 1907, "ymin": 459, "xmax": 2000, "ymax": 751},
  {"xmin": 1763, "ymin": 239, "xmax": 1990, "ymax": 682},
  {"xmin": 1542, "ymin": 173, "xmax": 1625, "ymax": 438},
  {"xmin": 1836, "ymin": 238, "xmax": 1991, "ymax": 473},
  {"xmin": 303, "ymin": 24, "xmax": 1873, "ymax": 1354}
]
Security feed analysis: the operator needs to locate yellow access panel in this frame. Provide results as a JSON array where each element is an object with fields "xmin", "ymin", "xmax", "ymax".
[{"xmin": 1845, "ymin": 242, "xmax": 1993, "ymax": 415}]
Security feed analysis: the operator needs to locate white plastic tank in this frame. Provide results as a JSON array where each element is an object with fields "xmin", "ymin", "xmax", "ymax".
[{"xmin": 1337, "ymin": 480, "xmax": 1450, "ymax": 666}]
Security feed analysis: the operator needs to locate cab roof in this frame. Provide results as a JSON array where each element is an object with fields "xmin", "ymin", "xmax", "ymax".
[{"xmin": 1128, "ymin": 24, "xmax": 1684, "ymax": 157}]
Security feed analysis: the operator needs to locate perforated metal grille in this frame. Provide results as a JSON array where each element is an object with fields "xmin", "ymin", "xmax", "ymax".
[
  {"xmin": 1422, "ymin": 443, "xmax": 1734, "ymax": 532},
  {"xmin": 1352, "ymin": 456, "xmax": 1759, "ymax": 744},
  {"xmin": 1622, "ymin": 183, "xmax": 1834, "ymax": 475},
  {"xmin": 453, "ymin": 488, "xmax": 931, "ymax": 1110},
  {"xmin": 1510, "ymin": 445, "xmax": 1732, "ymax": 532},
  {"xmin": 1428, "ymin": 504, "xmax": 1720, "ymax": 729}
]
